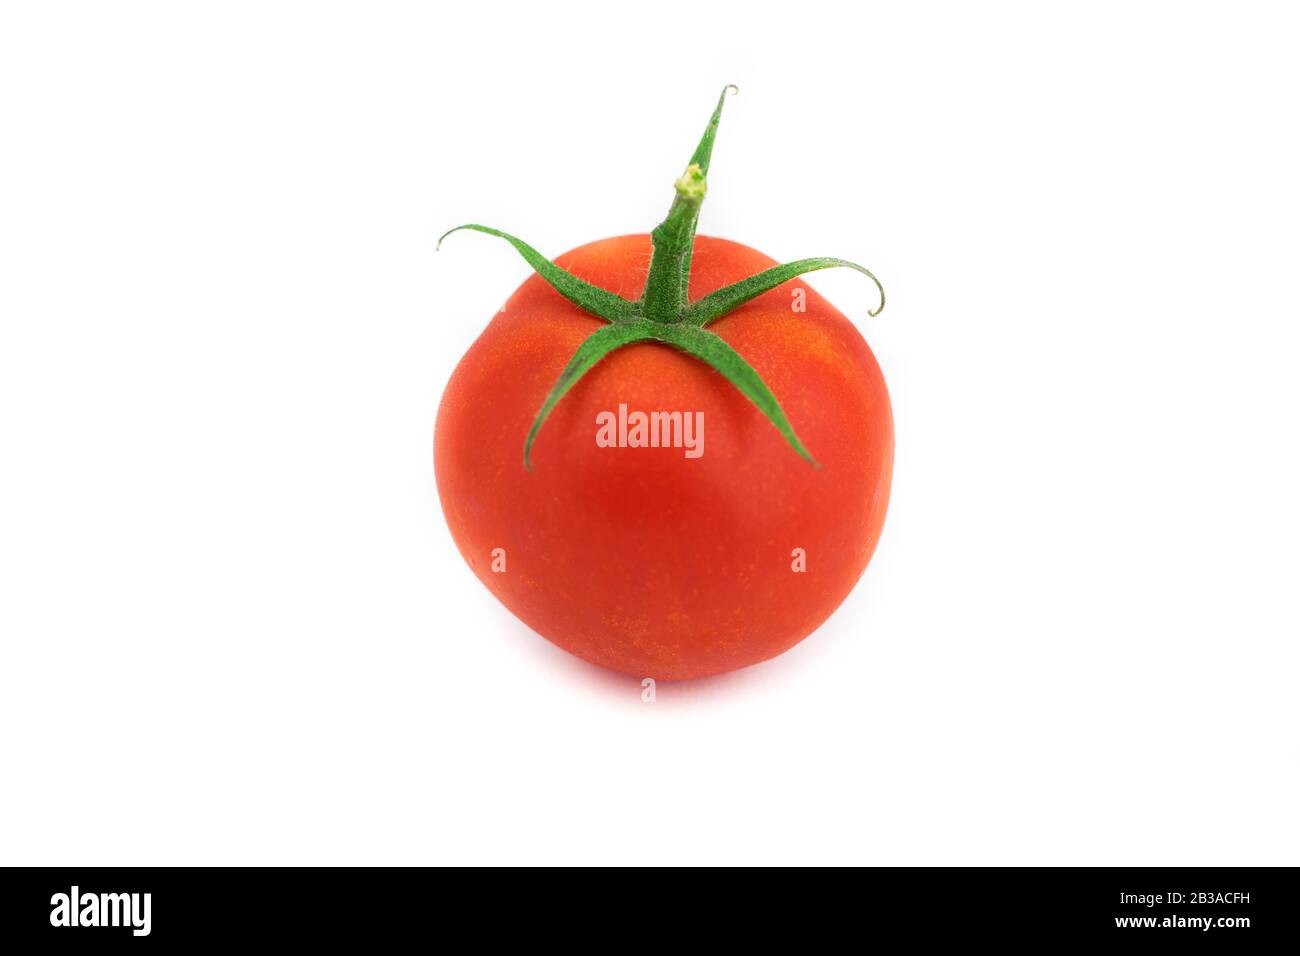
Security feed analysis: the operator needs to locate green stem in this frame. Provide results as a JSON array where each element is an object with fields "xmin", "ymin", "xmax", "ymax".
[
  {"xmin": 438, "ymin": 87, "xmax": 886, "ymax": 470},
  {"xmin": 640, "ymin": 85, "xmax": 737, "ymax": 322}
]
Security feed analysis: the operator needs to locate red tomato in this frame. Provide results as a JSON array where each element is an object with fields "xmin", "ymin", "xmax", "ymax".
[{"xmin": 434, "ymin": 233, "xmax": 893, "ymax": 679}]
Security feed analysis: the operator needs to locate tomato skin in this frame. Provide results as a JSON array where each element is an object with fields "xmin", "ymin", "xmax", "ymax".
[{"xmin": 434, "ymin": 234, "xmax": 893, "ymax": 679}]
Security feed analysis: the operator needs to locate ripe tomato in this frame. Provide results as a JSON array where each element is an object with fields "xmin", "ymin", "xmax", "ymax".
[
  {"xmin": 435, "ymin": 233, "xmax": 892, "ymax": 679},
  {"xmin": 434, "ymin": 88, "xmax": 892, "ymax": 679}
]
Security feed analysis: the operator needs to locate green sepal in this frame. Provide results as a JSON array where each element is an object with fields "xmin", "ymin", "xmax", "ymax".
[
  {"xmin": 442, "ymin": 88, "xmax": 887, "ymax": 471},
  {"xmin": 438, "ymin": 224, "xmax": 636, "ymax": 324},
  {"xmin": 524, "ymin": 318, "xmax": 815, "ymax": 469},
  {"xmin": 686, "ymin": 257, "xmax": 886, "ymax": 327},
  {"xmin": 648, "ymin": 323, "xmax": 817, "ymax": 466},
  {"xmin": 523, "ymin": 319, "xmax": 661, "ymax": 469}
]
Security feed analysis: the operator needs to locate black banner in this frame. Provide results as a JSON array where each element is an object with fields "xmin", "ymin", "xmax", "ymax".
[{"xmin": 0, "ymin": 867, "xmax": 1295, "ymax": 946}]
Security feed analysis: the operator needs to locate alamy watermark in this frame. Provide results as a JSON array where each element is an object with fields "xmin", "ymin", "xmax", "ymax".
[
  {"xmin": 596, "ymin": 404, "xmax": 704, "ymax": 459},
  {"xmin": 50, "ymin": 885, "xmax": 151, "ymax": 937}
]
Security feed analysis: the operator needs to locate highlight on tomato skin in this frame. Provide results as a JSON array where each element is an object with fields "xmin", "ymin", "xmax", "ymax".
[{"xmin": 433, "ymin": 88, "xmax": 892, "ymax": 680}]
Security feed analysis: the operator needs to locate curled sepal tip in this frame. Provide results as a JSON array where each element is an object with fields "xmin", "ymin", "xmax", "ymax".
[
  {"xmin": 437, "ymin": 224, "xmax": 635, "ymax": 324},
  {"xmin": 686, "ymin": 257, "xmax": 886, "ymax": 327}
]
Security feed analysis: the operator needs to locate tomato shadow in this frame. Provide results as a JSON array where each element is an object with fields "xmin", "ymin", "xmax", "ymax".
[
  {"xmin": 527, "ymin": 627, "xmax": 792, "ymax": 704},
  {"xmin": 496, "ymin": 606, "xmax": 809, "ymax": 704},
  {"xmin": 653, "ymin": 657, "xmax": 794, "ymax": 702}
]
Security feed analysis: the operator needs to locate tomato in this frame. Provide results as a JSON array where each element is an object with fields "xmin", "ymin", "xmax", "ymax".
[
  {"xmin": 434, "ymin": 88, "xmax": 892, "ymax": 679},
  {"xmin": 435, "ymin": 232, "xmax": 892, "ymax": 679}
]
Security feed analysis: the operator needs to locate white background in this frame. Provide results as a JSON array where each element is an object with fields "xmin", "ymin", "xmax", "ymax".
[{"xmin": 2, "ymin": 1, "xmax": 1297, "ymax": 866}]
